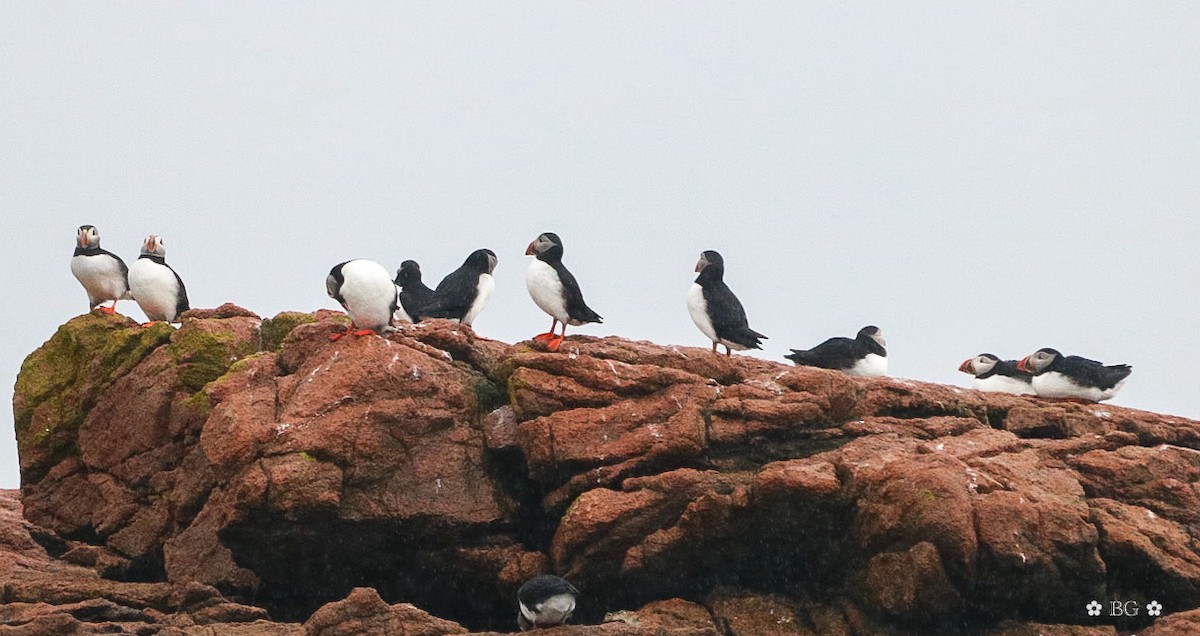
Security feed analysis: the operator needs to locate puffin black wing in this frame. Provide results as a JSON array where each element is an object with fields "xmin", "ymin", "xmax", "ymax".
[
  {"xmin": 785, "ymin": 337, "xmax": 859, "ymax": 369},
  {"xmin": 171, "ymin": 266, "xmax": 191, "ymax": 317},
  {"xmin": 1059, "ymin": 356, "xmax": 1133, "ymax": 390},
  {"xmin": 422, "ymin": 268, "xmax": 478, "ymax": 320},
  {"xmin": 989, "ymin": 359, "xmax": 1032, "ymax": 380},
  {"xmin": 704, "ymin": 282, "xmax": 765, "ymax": 349},
  {"xmin": 396, "ymin": 263, "xmax": 435, "ymax": 321},
  {"xmin": 553, "ymin": 261, "xmax": 602, "ymax": 324}
]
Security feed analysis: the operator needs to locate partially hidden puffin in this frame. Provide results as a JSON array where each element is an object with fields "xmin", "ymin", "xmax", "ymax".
[
  {"xmin": 958, "ymin": 353, "xmax": 1035, "ymax": 395},
  {"xmin": 394, "ymin": 260, "xmax": 434, "ymax": 324},
  {"xmin": 525, "ymin": 233, "xmax": 602, "ymax": 352},
  {"xmin": 785, "ymin": 325, "xmax": 887, "ymax": 376},
  {"xmin": 128, "ymin": 235, "xmax": 190, "ymax": 324},
  {"xmin": 688, "ymin": 250, "xmax": 766, "ymax": 356},
  {"xmin": 70, "ymin": 225, "xmax": 130, "ymax": 314},
  {"xmin": 517, "ymin": 574, "xmax": 579, "ymax": 631},
  {"xmin": 1017, "ymin": 348, "xmax": 1132, "ymax": 402},
  {"xmin": 326, "ymin": 259, "xmax": 398, "ymax": 339},
  {"xmin": 421, "ymin": 249, "xmax": 497, "ymax": 327}
]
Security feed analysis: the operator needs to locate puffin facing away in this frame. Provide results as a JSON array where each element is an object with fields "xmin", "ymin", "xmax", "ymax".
[
  {"xmin": 70, "ymin": 225, "xmax": 130, "ymax": 314},
  {"xmin": 785, "ymin": 326, "xmax": 887, "ymax": 376},
  {"xmin": 421, "ymin": 249, "xmax": 497, "ymax": 327},
  {"xmin": 1017, "ymin": 348, "xmax": 1132, "ymax": 402},
  {"xmin": 394, "ymin": 260, "xmax": 434, "ymax": 323},
  {"xmin": 326, "ymin": 259, "xmax": 398, "ymax": 339},
  {"xmin": 959, "ymin": 353, "xmax": 1035, "ymax": 395},
  {"xmin": 688, "ymin": 250, "xmax": 766, "ymax": 356},
  {"xmin": 128, "ymin": 235, "xmax": 189, "ymax": 324},
  {"xmin": 525, "ymin": 232, "xmax": 602, "ymax": 352},
  {"xmin": 517, "ymin": 574, "xmax": 579, "ymax": 631}
]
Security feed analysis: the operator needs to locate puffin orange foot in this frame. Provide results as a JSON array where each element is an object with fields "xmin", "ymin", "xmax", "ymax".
[
  {"xmin": 352, "ymin": 329, "xmax": 375, "ymax": 337},
  {"xmin": 547, "ymin": 336, "xmax": 565, "ymax": 352},
  {"xmin": 533, "ymin": 332, "xmax": 555, "ymax": 342},
  {"xmin": 140, "ymin": 321, "xmax": 157, "ymax": 328},
  {"xmin": 100, "ymin": 304, "xmax": 117, "ymax": 315}
]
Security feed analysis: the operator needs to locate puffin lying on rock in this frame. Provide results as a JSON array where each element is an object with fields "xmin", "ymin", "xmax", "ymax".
[
  {"xmin": 422, "ymin": 249, "xmax": 497, "ymax": 327},
  {"xmin": 786, "ymin": 326, "xmax": 887, "ymax": 376},
  {"xmin": 959, "ymin": 353, "xmax": 1035, "ymax": 395},
  {"xmin": 1017, "ymin": 348, "xmax": 1131, "ymax": 402}
]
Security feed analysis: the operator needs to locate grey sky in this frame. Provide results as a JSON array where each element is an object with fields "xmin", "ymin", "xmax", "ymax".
[{"xmin": 3, "ymin": 3, "xmax": 1198, "ymax": 488}]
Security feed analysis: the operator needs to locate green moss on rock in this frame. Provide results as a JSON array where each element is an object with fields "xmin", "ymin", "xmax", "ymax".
[
  {"xmin": 14, "ymin": 313, "xmax": 172, "ymax": 477},
  {"xmin": 167, "ymin": 325, "xmax": 259, "ymax": 393},
  {"xmin": 260, "ymin": 312, "xmax": 317, "ymax": 351}
]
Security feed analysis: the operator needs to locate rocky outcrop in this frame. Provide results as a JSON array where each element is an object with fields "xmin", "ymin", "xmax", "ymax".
[{"xmin": 9, "ymin": 306, "xmax": 1200, "ymax": 634}]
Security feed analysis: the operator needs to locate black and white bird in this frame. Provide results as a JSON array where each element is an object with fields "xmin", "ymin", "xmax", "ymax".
[
  {"xmin": 958, "ymin": 353, "xmax": 1035, "ymax": 395},
  {"xmin": 326, "ymin": 259, "xmax": 398, "ymax": 339},
  {"xmin": 128, "ymin": 235, "xmax": 190, "ymax": 324},
  {"xmin": 1017, "ymin": 348, "xmax": 1132, "ymax": 402},
  {"xmin": 687, "ymin": 250, "xmax": 766, "ymax": 356},
  {"xmin": 393, "ymin": 260, "xmax": 434, "ymax": 324},
  {"xmin": 517, "ymin": 574, "xmax": 579, "ymax": 631},
  {"xmin": 420, "ymin": 249, "xmax": 497, "ymax": 327},
  {"xmin": 525, "ymin": 233, "xmax": 602, "ymax": 352},
  {"xmin": 785, "ymin": 326, "xmax": 887, "ymax": 376},
  {"xmin": 70, "ymin": 225, "xmax": 130, "ymax": 315}
]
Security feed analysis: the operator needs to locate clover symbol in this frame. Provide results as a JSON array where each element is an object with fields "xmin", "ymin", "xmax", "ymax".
[
  {"xmin": 1086, "ymin": 600, "xmax": 1103, "ymax": 617},
  {"xmin": 1147, "ymin": 600, "xmax": 1162, "ymax": 617}
]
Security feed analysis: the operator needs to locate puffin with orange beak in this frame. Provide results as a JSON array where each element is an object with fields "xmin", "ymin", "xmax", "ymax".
[
  {"xmin": 1016, "ymin": 348, "xmax": 1131, "ymax": 401},
  {"xmin": 687, "ymin": 250, "xmax": 766, "ymax": 356},
  {"xmin": 958, "ymin": 353, "xmax": 1035, "ymax": 395},
  {"xmin": 70, "ymin": 225, "xmax": 131, "ymax": 315},
  {"xmin": 128, "ymin": 234, "xmax": 190, "ymax": 324},
  {"xmin": 525, "ymin": 232, "xmax": 602, "ymax": 352}
]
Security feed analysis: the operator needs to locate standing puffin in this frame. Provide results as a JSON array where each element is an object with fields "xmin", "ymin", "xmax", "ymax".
[
  {"xmin": 326, "ymin": 259, "xmax": 398, "ymax": 339},
  {"xmin": 394, "ymin": 260, "xmax": 434, "ymax": 323},
  {"xmin": 958, "ymin": 353, "xmax": 1035, "ymax": 395},
  {"xmin": 517, "ymin": 574, "xmax": 579, "ymax": 631},
  {"xmin": 688, "ymin": 250, "xmax": 766, "ymax": 356},
  {"xmin": 421, "ymin": 249, "xmax": 497, "ymax": 327},
  {"xmin": 525, "ymin": 233, "xmax": 602, "ymax": 352},
  {"xmin": 785, "ymin": 326, "xmax": 887, "ymax": 376},
  {"xmin": 128, "ymin": 235, "xmax": 190, "ymax": 324},
  {"xmin": 1017, "ymin": 348, "xmax": 1132, "ymax": 402},
  {"xmin": 70, "ymin": 225, "xmax": 130, "ymax": 314}
]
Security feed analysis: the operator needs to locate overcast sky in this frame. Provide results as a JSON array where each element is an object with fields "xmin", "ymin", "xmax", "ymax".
[{"xmin": 3, "ymin": 3, "xmax": 1198, "ymax": 488}]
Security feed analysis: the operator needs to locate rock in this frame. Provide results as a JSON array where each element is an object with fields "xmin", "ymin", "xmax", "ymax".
[{"xmin": 11, "ymin": 311, "xmax": 1200, "ymax": 633}]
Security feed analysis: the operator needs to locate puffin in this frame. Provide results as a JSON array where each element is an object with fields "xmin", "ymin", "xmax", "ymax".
[
  {"xmin": 785, "ymin": 326, "xmax": 887, "ymax": 376},
  {"xmin": 70, "ymin": 225, "xmax": 130, "ymax": 314},
  {"xmin": 394, "ymin": 260, "xmax": 434, "ymax": 323},
  {"xmin": 420, "ymin": 249, "xmax": 497, "ymax": 327},
  {"xmin": 687, "ymin": 250, "xmax": 766, "ymax": 356},
  {"xmin": 127, "ymin": 235, "xmax": 190, "ymax": 324},
  {"xmin": 525, "ymin": 233, "xmax": 602, "ymax": 351},
  {"xmin": 326, "ymin": 259, "xmax": 398, "ymax": 339},
  {"xmin": 517, "ymin": 574, "xmax": 579, "ymax": 631},
  {"xmin": 1017, "ymin": 348, "xmax": 1132, "ymax": 402},
  {"xmin": 958, "ymin": 353, "xmax": 1035, "ymax": 395}
]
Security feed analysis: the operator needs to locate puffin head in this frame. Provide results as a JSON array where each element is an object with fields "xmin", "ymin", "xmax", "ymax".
[
  {"xmin": 695, "ymin": 250, "xmax": 723, "ymax": 273},
  {"xmin": 141, "ymin": 235, "xmax": 167, "ymax": 257},
  {"xmin": 959, "ymin": 353, "xmax": 999, "ymax": 376},
  {"xmin": 526, "ymin": 232, "xmax": 563, "ymax": 258},
  {"xmin": 396, "ymin": 260, "xmax": 422, "ymax": 286},
  {"xmin": 76, "ymin": 225, "xmax": 100, "ymax": 249},
  {"xmin": 858, "ymin": 325, "xmax": 886, "ymax": 349},
  {"xmin": 1017, "ymin": 348, "xmax": 1060, "ymax": 374}
]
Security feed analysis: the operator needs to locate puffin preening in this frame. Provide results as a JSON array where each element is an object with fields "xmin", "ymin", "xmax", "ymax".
[
  {"xmin": 70, "ymin": 225, "xmax": 130, "ymax": 315},
  {"xmin": 1017, "ymin": 348, "xmax": 1132, "ymax": 402},
  {"xmin": 959, "ymin": 353, "xmax": 1035, "ymax": 395},
  {"xmin": 421, "ymin": 249, "xmax": 497, "ymax": 327},
  {"xmin": 517, "ymin": 574, "xmax": 579, "ymax": 631},
  {"xmin": 687, "ymin": 250, "xmax": 766, "ymax": 356},
  {"xmin": 785, "ymin": 325, "xmax": 887, "ymax": 376},
  {"xmin": 326, "ymin": 259, "xmax": 398, "ymax": 339},
  {"xmin": 525, "ymin": 233, "xmax": 602, "ymax": 352},
  {"xmin": 394, "ymin": 260, "xmax": 434, "ymax": 323},
  {"xmin": 128, "ymin": 235, "xmax": 190, "ymax": 324}
]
